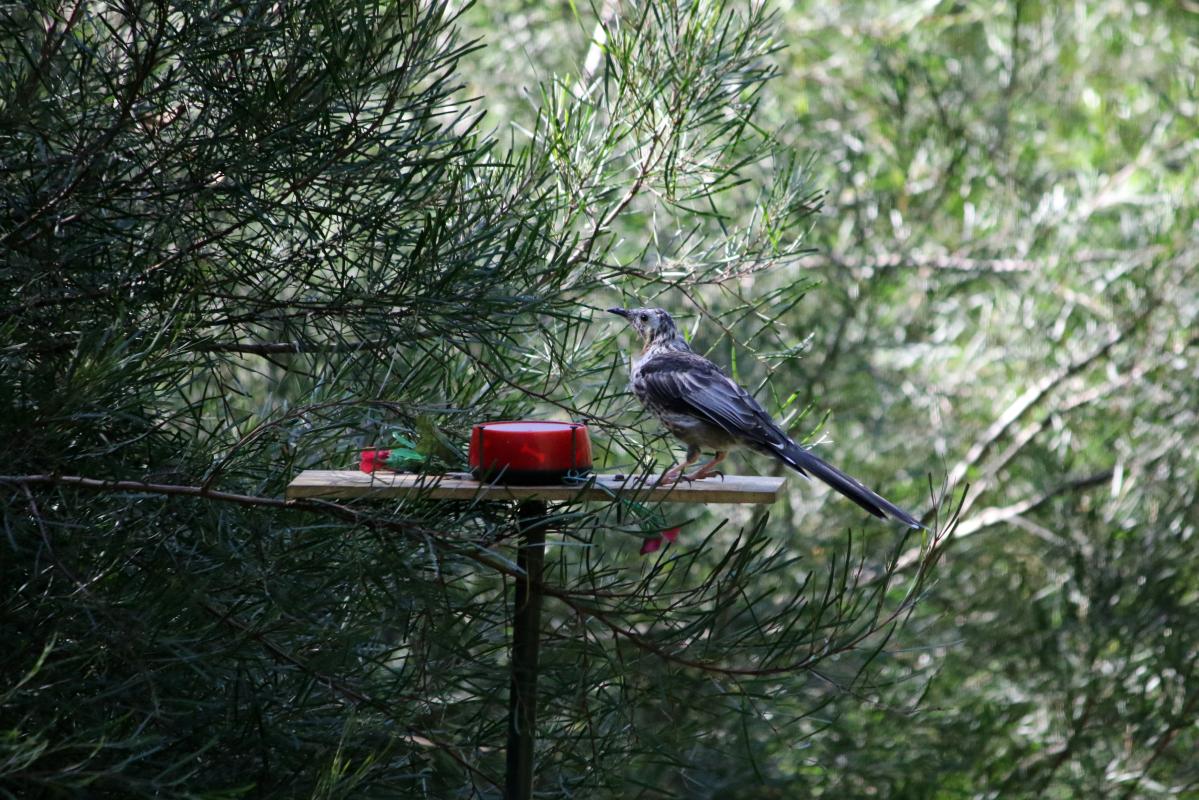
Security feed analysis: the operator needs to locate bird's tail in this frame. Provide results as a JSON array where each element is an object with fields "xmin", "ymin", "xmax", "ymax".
[{"xmin": 775, "ymin": 439, "xmax": 924, "ymax": 529}]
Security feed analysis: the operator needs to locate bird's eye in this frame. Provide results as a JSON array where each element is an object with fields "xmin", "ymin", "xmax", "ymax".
[{"xmin": 639, "ymin": 314, "xmax": 649, "ymax": 323}]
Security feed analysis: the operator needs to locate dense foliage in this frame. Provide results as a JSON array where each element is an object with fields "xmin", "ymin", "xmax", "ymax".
[{"xmin": 3, "ymin": 0, "xmax": 1196, "ymax": 797}]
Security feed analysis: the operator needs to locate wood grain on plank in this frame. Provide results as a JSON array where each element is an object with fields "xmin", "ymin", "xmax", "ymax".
[{"xmin": 285, "ymin": 470, "xmax": 784, "ymax": 504}]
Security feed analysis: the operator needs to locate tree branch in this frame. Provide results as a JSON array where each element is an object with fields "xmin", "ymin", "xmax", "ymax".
[{"xmin": 4, "ymin": 472, "xmax": 941, "ymax": 681}]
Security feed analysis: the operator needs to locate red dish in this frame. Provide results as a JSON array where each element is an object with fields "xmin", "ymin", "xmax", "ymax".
[{"xmin": 469, "ymin": 421, "xmax": 592, "ymax": 484}]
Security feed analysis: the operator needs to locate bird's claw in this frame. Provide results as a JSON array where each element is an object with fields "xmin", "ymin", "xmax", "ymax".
[{"xmin": 682, "ymin": 469, "xmax": 724, "ymax": 482}]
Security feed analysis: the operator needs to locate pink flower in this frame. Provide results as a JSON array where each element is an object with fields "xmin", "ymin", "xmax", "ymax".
[
  {"xmin": 640, "ymin": 526, "xmax": 682, "ymax": 556},
  {"xmin": 360, "ymin": 449, "xmax": 392, "ymax": 473}
]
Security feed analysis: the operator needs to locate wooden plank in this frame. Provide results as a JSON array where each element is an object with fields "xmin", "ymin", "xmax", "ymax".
[{"xmin": 285, "ymin": 470, "xmax": 784, "ymax": 504}]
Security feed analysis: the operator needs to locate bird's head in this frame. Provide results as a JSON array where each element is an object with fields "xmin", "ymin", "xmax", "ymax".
[{"xmin": 608, "ymin": 306, "xmax": 687, "ymax": 350}]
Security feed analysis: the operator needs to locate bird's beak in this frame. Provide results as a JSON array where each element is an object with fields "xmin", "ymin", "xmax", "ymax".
[{"xmin": 608, "ymin": 307, "xmax": 629, "ymax": 319}]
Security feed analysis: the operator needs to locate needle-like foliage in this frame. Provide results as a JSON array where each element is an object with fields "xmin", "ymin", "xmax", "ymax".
[{"xmin": 1, "ymin": 1, "xmax": 941, "ymax": 797}]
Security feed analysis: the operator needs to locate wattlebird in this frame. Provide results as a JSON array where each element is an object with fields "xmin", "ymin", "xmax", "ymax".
[{"xmin": 609, "ymin": 306, "xmax": 922, "ymax": 528}]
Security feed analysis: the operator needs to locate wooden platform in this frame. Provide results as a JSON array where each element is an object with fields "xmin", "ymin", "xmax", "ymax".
[{"xmin": 286, "ymin": 470, "xmax": 785, "ymax": 504}]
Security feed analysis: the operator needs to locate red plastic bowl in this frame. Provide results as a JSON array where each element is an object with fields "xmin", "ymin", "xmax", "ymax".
[{"xmin": 469, "ymin": 421, "xmax": 592, "ymax": 484}]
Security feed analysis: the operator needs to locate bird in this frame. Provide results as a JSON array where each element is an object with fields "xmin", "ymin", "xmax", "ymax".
[{"xmin": 609, "ymin": 306, "xmax": 923, "ymax": 528}]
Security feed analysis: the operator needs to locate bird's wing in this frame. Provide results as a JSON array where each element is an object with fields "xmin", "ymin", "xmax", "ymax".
[
  {"xmin": 640, "ymin": 351, "xmax": 924, "ymax": 528},
  {"xmin": 638, "ymin": 352, "xmax": 789, "ymax": 449}
]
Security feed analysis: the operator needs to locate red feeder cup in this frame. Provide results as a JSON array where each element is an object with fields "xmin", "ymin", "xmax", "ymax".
[{"xmin": 469, "ymin": 421, "xmax": 592, "ymax": 485}]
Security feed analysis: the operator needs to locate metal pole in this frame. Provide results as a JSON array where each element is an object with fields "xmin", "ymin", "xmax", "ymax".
[{"xmin": 505, "ymin": 500, "xmax": 547, "ymax": 800}]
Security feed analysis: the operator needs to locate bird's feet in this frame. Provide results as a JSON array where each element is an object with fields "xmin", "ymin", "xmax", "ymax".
[
  {"xmin": 659, "ymin": 451, "xmax": 727, "ymax": 485},
  {"xmin": 657, "ymin": 468, "xmax": 690, "ymax": 486},
  {"xmin": 682, "ymin": 467, "xmax": 724, "ymax": 482},
  {"xmin": 679, "ymin": 451, "xmax": 728, "ymax": 482}
]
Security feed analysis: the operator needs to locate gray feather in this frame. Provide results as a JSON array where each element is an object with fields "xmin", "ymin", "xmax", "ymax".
[{"xmin": 635, "ymin": 349, "xmax": 923, "ymax": 529}]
